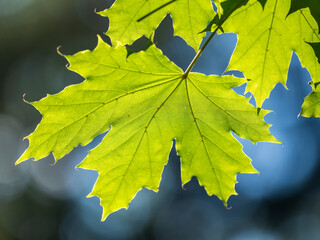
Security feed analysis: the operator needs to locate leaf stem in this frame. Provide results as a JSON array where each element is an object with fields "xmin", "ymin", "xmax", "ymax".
[
  {"xmin": 137, "ymin": 0, "xmax": 177, "ymax": 22},
  {"xmin": 182, "ymin": 1, "xmax": 245, "ymax": 79},
  {"xmin": 182, "ymin": 29, "xmax": 218, "ymax": 79}
]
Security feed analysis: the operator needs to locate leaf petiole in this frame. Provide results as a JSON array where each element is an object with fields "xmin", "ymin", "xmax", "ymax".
[
  {"xmin": 137, "ymin": 0, "xmax": 177, "ymax": 22},
  {"xmin": 183, "ymin": 0, "xmax": 246, "ymax": 79}
]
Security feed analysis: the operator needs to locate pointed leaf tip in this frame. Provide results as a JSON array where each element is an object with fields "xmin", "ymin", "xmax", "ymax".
[{"xmin": 56, "ymin": 45, "xmax": 62, "ymax": 54}]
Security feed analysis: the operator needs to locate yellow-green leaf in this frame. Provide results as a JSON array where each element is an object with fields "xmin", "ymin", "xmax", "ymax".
[
  {"xmin": 301, "ymin": 82, "xmax": 320, "ymax": 117},
  {"xmin": 220, "ymin": 0, "xmax": 320, "ymax": 107},
  {"xmin": 101, "ymin": 0, "xmax": 215, "ymax": 50},
  {"xmin": 17, "ymin": 38, "xmax": 277, "ymax": 220}
]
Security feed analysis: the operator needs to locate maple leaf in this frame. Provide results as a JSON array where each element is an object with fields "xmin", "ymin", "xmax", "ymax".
[
  {"xmin": 100, "ymin": 0, "xmax": 215, "ymax": 50},
  {"xmin": 288, "ymin": 0, "xmax": 320, "ymax": 118},
  {"xmin": 16, "ymin": 37, "xmax": 277, "ymax": 220},
  {"xmin": 216, "ymin": 0, "xmax": 320, "ymax": 108},
  {"xmin": 289, "ymin": 0, "xmax": 320, "ymax": 66}
]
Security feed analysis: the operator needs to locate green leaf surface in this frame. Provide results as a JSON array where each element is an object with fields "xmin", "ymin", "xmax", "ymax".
[
  {"xmin": 290, "ymin": 1, "xmax": 320, "ymax": 70},
  {"xmin": 17, "ymin": 38, "xmax": 277, "ymax": 220},
  {"xmin": 301, "ymin": 82, "xmax": 320, "ymax": 117},
  {"xmin": 100, "ymin": 0, "xmax": 215, "ymax": 50},
  {"xmin": 275, "ymin": 0, "xmax": 320, "ymax": 118},
  {"xmin": 204, "ymin": 0, "xmax": 251, "ymax": 34},
  {"xmin": 212, "ymin": 0, "xmax": 266, "ymax": 26},
  {"xmin": 220, "ymin": 0, "xmax": 320, "ymax": 107},
  {"xmin": 215, "ymin": 0, "xmax": 249, "ymax": 17}
]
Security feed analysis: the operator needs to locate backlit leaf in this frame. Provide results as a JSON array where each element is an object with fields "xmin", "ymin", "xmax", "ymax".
[
  {"xmin": 218, "ymin": 0, "xmax": 320, "ymax": 107},
  {"xmin": 100, "ymin": 0, "xmax": 215, "ymax": 50},
  {"xmin": 17, "ymin": 38, "xmax": 277, "ymax": 219}
]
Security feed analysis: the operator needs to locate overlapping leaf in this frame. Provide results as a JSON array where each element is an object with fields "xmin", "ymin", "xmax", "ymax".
[
  {"xmin": 289, "ymin": 0, "xmax": 320, "ymax": 30},
  {"xmin": 216, "ymin": 0, "xmax": 320, "ymax": 108},
  {"xmin": 214, "ymin": 0, "xmax": 228, "ymax": 16},
  {"xmin": 290, "ymin": 0, "xmax": 320, "ymax": 66},
  {"xmin": 100, "ymin": 0, "xmax": 215, "ymax": 50},
  {"xmin": 301, "ymin": 82, "xmax": 320, "ymax": 117},
  {"xmin": 17, "ymin": 38, "xmax": 277, "ymax": 219},
  {"xmin": 288, "ymin": 0, "xmax": 320, "ymax": 118}
]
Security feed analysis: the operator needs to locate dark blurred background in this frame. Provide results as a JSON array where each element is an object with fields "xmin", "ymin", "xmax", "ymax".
[{"xmin": 1, "ymin": 0, "xmax": 320, "ymax": 239}]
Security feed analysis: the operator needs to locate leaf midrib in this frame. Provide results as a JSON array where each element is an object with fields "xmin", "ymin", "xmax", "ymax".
[
  {"xmin": 72, "ymin": 56, "xmax": 180, "ymax": 77},
  {"xmin": 103, "ymin": 77, "xmax": 185, "ymax": 212}
]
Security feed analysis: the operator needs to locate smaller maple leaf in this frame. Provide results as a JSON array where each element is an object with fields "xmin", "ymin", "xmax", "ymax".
[
  {"xmin": 216, "ymin": 0, "xmax": 320, "ymax": 108},
  {"xmin": 100, "ymin": 0, "xmax": 215, "ymax": 50}
]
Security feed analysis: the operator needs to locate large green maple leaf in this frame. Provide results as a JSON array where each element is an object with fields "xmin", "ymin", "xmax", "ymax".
[
  {"xmin": 100, "ymin": 0, "xmax": 214, "ymax": 50},
  {"xmin": 17, "ymin": 37, "xmax": 277, "ymax": 220},
  {"xmin": 218, "ymin": 0, "xmax": 320, "ymax": 108}
]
